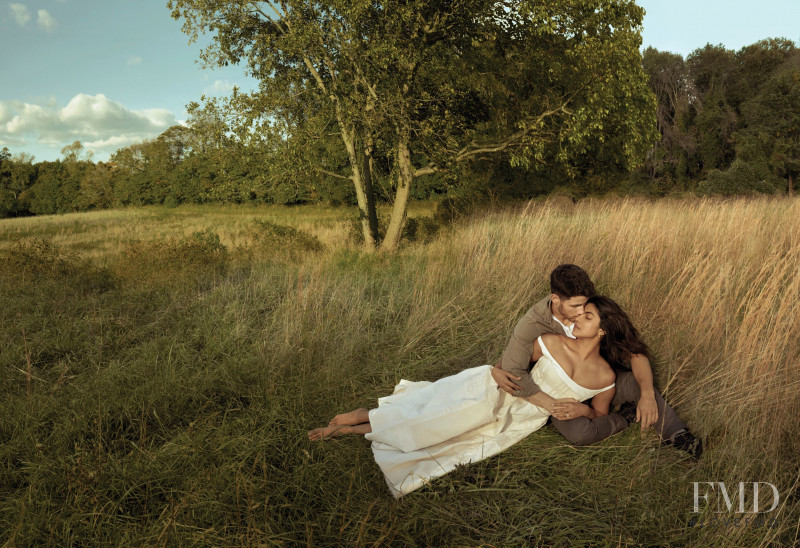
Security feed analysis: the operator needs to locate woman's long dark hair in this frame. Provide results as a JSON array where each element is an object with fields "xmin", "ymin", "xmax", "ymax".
[{"xmin": 586, "ymin": 295, "xmax": 651, "ymax": 369}]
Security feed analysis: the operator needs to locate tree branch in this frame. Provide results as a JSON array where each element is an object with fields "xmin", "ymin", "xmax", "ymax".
[
  {"xmin": 313, "ymin": 167, "xmax": 353, "ymax": 181},
  {"xmin": 250, "ymin": 1, "xmax": 289, "ymax": 33},
  {"xmin": 412, "ymin": 103, "xmax": 571, "ymax": 178}
]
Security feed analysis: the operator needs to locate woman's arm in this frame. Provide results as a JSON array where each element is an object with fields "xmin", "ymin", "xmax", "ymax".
[
  {"xmin": 524, "ymin": 390, "xmax": 557, "ymax": 412},
  {"xmin": 587, "ymin": 386, "xmax": 615, "ymax": 417},
  {"xmin": 551, "ymin": 386, "xmax": 616, "ymax": 420}
]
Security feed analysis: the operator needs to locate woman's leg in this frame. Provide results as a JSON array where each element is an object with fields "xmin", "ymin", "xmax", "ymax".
[
  {"xmin": 308, "ymin": 407, "xmax": 373, "ymax": 440},
  {"xmin": 308, "ymin": 422, "xmax": 372, "ymax": 440},
  {"xmin": 328, "ymin": 408, "xmax": 370, "ymax": 426}
]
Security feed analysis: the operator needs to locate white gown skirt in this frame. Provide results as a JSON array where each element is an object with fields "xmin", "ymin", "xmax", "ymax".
[{"xmin": 365, "ymin": 365, "xmax": 550, "ymax": 497}]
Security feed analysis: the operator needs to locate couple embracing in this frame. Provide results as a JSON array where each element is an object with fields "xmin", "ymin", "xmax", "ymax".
[{"xmin": 308, "ymin": 265, "xmax": 701, "ymax": 497}]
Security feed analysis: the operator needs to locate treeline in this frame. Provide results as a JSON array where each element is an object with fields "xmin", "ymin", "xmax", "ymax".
[
  {"xmin": 640, "ymin": 38, "xmax": 799, "ymax": 196},
  {"xmin": 1, "ymin": 126, "xmax": 458, "ymax": 217},
  {"xmin": 0, "ymin": 122, "xmax": 424, "ymax": 218},
  {"xmin": 1, "ymin": 38, "xmax": 798, "ymax": 219}
]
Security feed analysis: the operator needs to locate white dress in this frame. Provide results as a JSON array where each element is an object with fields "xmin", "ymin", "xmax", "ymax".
[{"xmin": 365, "ymin": 336, "xmax": 615, "ymax": 497}]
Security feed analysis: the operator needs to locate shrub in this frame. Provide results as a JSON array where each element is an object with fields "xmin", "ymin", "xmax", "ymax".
[
  {"xmin": 0, "ymin": 238, "xmax": 114, "ymax": 292},
  {"xmin": 116, "ymin": 229, "xmax": 228, "ymax": 288},
  {"xmin": 699, "ymin": 159, "xmax": 782, "ymax": 195},
  {"xmin": 433, "ymin": 193, "xmax": 486, "ymax": 225},
  {"xmin": 243, "ymin": 220, "xmax": 324, "ymax": 260},
  {"xmin": 401, "ymin": 216, "xmax": 440, "ymax": 244}
]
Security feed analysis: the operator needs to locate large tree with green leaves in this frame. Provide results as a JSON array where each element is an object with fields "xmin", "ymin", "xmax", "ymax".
[
  {"xmin": 737, "ymin": 54, "xmax": 800, "ymax": 196},
  {"xmin": 169, "ymin": 0, "xmax": 656, "ymax": 251},
  {"xmin": 642, "ymin": 47, "xmax": 696, "ymax": 182}
]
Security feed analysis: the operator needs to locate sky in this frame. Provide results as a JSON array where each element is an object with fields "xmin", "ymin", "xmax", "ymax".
[{"xmin": 1, "ymin": 1, "xmax": 799, "ymax": 162}]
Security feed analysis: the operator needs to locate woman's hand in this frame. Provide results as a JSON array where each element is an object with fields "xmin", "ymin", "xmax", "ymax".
[{"xmin": 551, "ymin": 399, "xmax": 589, "ymax": 421}]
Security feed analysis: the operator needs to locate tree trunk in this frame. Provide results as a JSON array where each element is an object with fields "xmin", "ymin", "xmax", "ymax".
[
  {"xmin": 363, "ymin": 137, "xmax": 380, "ymax": 243},
  {"xmin": 381, "ymin": 139, "xmax": 414, "ymax": 252},
  {"xmin": 301, "ymin": 56, "xmax": 377, "ymax": 248},
  {"xmin": 339, "ymin": 125, "xmax": 376, "ymax": 250}
]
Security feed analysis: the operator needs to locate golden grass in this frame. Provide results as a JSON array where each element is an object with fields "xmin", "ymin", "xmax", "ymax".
[{"xmin": 412, "ymin": 196, "xmax": 800, "ymax": 474}]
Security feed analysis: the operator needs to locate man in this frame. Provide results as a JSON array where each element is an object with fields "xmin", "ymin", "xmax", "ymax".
[{"xmin": 491, "ymin": 264, "xmax": 702, "ymax": 457}]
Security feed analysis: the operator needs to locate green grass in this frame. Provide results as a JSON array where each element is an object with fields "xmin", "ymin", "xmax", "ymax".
[{"xmin": 1, "ymin": 197, "xmax": 798, "ymax": 546}]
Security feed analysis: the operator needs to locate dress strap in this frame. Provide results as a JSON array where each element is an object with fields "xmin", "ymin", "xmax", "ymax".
[{"xmin": 536, "ymin": 335, "xmax": 553, "ymax": 360}]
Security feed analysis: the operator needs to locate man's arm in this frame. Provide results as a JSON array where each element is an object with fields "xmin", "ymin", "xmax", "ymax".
[
  {"xmin": 492, "ymin": 359, "xmax": 523, "ymax": 393},
  {"xmin": 630, "ymin": 354, "xmax": 659, "ymax": 429},
  {"xmin": 491, "ymin": 301, "xmax": 554, "ymax": 398}
]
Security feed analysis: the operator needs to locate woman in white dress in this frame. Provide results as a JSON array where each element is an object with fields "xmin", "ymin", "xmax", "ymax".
[{"xmin": 308, "ymin": 296, "xmax": 650, "ymax": 497}]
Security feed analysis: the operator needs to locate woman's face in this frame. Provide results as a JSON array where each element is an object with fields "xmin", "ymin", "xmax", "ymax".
[{"xmin": 572, "ymin": 302, "xmax": 602, "ymax": 338}]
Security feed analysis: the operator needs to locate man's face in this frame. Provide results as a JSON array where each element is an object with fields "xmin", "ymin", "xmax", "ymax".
[{"xmin": 551, "ymin": 295, "xmax": 588, "ymax": 323}]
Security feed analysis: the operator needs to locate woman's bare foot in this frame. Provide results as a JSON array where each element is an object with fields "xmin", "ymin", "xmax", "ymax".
[
  {"xmin": 308, "ymin": 425, "xmax": 352, "ymax": 441},
  {"xmin": 328, "ymin": 408, "xmax": 369, "ymax": 426},
  {"xmin": 307, "ymin": 423, "xmax": 372, "ymax": 441}
]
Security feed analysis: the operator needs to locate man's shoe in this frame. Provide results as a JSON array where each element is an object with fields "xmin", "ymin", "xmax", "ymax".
[
  {"xmin": 665, "ymin": 430, "xmax": 703, "ymax": 459},
  {"xmin": 617, "ymin": 401, "xmax": 637, "ymax": 424}
]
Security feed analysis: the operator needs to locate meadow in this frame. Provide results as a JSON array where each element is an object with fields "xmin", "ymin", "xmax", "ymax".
[{"xmin": 1, "ymin": 197, "xmax": 798, "ymax": 546}]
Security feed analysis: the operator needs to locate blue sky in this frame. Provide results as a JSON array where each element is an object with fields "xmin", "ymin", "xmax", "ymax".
[{"xmin": 1, "ymin": 1, "xmax": 799, "ymax": 162}]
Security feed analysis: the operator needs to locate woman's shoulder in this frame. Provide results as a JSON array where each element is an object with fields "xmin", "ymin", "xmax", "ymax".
[
  {"xmin": 592, "ymin": 356, "xmax": 616, "ymax": 386},
  {"xmin": 539, "ymin": 333, "xmax": 565, "ymax": 349}
]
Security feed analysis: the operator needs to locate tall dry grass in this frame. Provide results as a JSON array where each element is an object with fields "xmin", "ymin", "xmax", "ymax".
[{"xmin": 1, "ymin": 196, "xmax": 798, "ymax": 546}]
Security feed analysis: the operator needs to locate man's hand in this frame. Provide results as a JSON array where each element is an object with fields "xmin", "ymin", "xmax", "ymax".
[
  {"xmin": 551, "ymin": 399, "xmax": 588, "ymax": 421},
  {"xmin": 629, "ymin": 354, "xmax": 659, "ymax": 429},
  {"xmin": 636, "ymin": 392, "xmax": 659, "ymax": 429},
  {"xmin": 491, "ymin": 361, "xmax": 522, "ymax": 394}
]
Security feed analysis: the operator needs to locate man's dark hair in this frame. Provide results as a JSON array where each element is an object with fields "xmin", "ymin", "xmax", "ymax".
[{"xmin": 550, "ymin": 264, "xmax": 596, "ymax": 299}]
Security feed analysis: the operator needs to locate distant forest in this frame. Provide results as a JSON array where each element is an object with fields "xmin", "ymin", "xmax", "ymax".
[{"xmin": 1, "ymin": 38, "xmax": 798, "ymax": 219}]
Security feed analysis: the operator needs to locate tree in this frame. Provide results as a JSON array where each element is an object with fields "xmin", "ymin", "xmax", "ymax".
[
  {"xmin": 1, "ymin": 151, "xmax": 36, "ymax": 217},
  {"xmin": 58, "ymin": 141, "xmax": 93, "ymax": 212},
  {"xmin": 726, "ymin": 38, "xmax": 797, "ymax": 112},
  {"xmin": 76, "ymin": 164, "xmax": 115, "ymax": 209},
  {"xmin": 642, "ymin": 47, "xmax": 696, "ymax": 182},
  {"xmin": 687, "ymin": 43, "xmax": 735, "ymax": 97},
  {"xmin": 61, "ymin": 140, "xmax": 93, "ymax": 163},
  {"xmin": 737, "ymin": 56, "xmax": 800, "ymax": 195},
  {"xmin": 0, "ymin": 147, "xmax": 13, "ymax": 217},
  {"xmin": 169, "ymin": 0, "xmax": 656, "ymax": 251}
]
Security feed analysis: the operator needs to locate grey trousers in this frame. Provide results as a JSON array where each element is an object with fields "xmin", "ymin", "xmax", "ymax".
[{"xmin": 550, "ymin": 371, "xmax": 687, "ymax": 445}]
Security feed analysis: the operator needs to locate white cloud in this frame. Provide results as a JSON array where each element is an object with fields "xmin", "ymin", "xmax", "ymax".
[
  {"xmin": 9, "ymin": 3, "xmax": 31, "ymax": 26},
  {"xmin": 0, "ymin": 93, "xmax": 177, "ymax": 159},
  {"xmin": 127, "ymin": 56, "xmax": 142, "ymax": 65},
  {"xmin": 203, "ymin": 80, "xmax": 235, "ymax": 95},
  {"xmin": 36, "ymin": 8, "xmax": 56, "ymax": 32},
  {"xmin": 0, "ymin": 102, "xmax": 11, "ymax": 124}
]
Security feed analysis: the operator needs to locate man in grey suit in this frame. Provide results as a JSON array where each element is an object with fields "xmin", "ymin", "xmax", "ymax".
[{"xmin": 491, "ymin": 264, "xmax": 702, "ymax": 457}]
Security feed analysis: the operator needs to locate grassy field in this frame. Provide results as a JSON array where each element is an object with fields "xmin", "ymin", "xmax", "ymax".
[
  {"xmin": 1, "ymin": 197, "xmax": 798, "ymax": 546},
  {"xmin": 0, "ymin": 201, "xmax": 437, "ymax": 263}
]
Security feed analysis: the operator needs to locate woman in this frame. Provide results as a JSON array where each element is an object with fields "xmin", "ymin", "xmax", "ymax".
[{"xmin": 308, "ymin": 296, "xmax": 649, "ymax": 497}]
